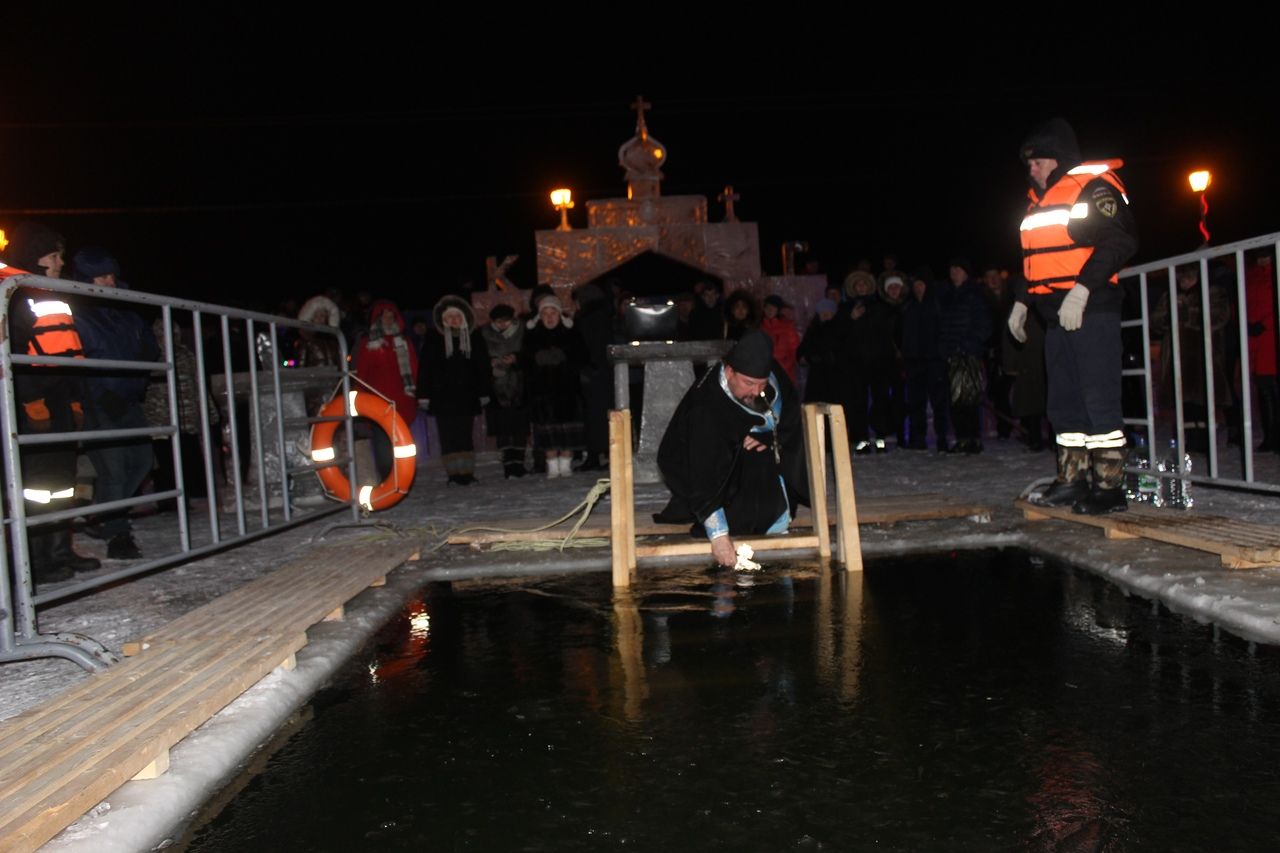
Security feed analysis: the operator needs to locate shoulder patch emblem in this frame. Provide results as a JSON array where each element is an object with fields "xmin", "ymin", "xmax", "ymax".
[
  {"xmin": 1092, "ymin": 186, "xmax": 1112, "ymax": 198},
  {"xmin": 1096, "ymin": 197, "xmax": 1117, "ymax": 218}
]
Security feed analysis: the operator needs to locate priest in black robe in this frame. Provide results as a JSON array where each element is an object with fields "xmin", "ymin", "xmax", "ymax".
[{"xmin": 655, "ymin": 330, "xmax": 809, "ymax": 567}]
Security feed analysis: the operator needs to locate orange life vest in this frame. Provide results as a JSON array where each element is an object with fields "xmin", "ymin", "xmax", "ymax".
[{"xmin": 1021, "ymin": 160, "xmax": 1127, "ymax": 296}]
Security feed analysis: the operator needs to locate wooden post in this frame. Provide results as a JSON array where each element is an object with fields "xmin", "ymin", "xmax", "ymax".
[
  {"xmin": 609, "ymin": 410, "xmax": 637, "ymax": 587},
  {"xmin": 825, "ymin": 405, "xmax": 863, "ymax": 572},
  {"xmin": 802, "ymin": 404, "xmax": 832, "ymax": 558}
]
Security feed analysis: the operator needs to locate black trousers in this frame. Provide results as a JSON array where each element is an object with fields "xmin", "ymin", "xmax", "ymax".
[{"xmin": 1044, "ymin": 311, "xmax": 1123, "ymax": 438}]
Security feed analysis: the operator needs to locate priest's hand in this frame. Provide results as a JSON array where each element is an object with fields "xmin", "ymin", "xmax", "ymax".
[
  {"xmin": 710, "ymin": 534, "xmax": 737, "ymax": 568},
  {"xmin": 743, "ymin": 435, "xmax": 767, "ymax": 452}
]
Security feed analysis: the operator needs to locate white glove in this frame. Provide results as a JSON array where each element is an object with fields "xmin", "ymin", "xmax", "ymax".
[
  {"xmin": 1058, "ymin": 286, "xmax": 1089, "ymax": 331},
  {"xmin": 1007, "ymin": 302, "xmax": 1028, "ymax": 344}
]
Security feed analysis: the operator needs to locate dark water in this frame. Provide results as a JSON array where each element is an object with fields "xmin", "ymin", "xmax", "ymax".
[{"xmin": 179, "ymin": 551, "xmax": 1280, "ymax": 852}]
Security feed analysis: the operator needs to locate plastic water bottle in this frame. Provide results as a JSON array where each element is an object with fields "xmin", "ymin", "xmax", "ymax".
[
  {"xmin": 1127, "ymin": 434, "xmax": 1161, "ymax": 504},
  {"xmin": 1161, "ymin": 439, "xmax": 1193, "ymax": 510}
]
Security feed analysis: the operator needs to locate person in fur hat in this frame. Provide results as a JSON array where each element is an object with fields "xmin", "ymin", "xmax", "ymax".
[
  {"xmin": 480, "ymin": 303, "xmax": 530, "ymax": 478},
  {"xmin": 419, "ymin": 295, "xmax": 491, "ymax": 485},
  {"xmin": 521, "ymin": 295, "xmax": 588, "ymax": 478},
  {"xmin": 296, "ymin": 295, "xmax": 343, "ymax": 367}
]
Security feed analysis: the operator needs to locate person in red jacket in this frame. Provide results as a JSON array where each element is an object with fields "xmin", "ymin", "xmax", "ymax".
[
  {"xmin": 1245, "ymin": 254, "xmax": 1278, "ymax": 452},
  {"xmin": 353, "ymin": 299, "xmax": 419, "ymax": 478},
  {"xmin": 760, "ymin": 294, "xmax": 800, "ymax": 383}
]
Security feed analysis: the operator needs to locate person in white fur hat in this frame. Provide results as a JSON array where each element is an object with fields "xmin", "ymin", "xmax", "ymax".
[{"xmin": 520, "ymin": 295, "xmax": 588, "ymax": 479}]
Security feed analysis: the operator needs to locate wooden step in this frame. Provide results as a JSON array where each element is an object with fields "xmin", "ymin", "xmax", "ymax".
[
  {"xmin": 448, "ymin": 493, "xmax": 991, "ymax": 546},
  {"xmin": 1015, "ymin": 499, "xmax": 1280, "ymax": 568},
  {"xmin": 0, "ymin": 538, "xmax": 421, "ymax": 853}
]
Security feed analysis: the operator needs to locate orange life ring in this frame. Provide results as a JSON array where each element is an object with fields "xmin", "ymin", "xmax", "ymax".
[{"xmin": 309, "ymin": 390, "xmax": 416, "ymax": 511}]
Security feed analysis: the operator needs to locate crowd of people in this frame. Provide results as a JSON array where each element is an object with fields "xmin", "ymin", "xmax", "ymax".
[{"xmin": 6, "ymin": 193, "xmax": 1277, "ymax": 582}]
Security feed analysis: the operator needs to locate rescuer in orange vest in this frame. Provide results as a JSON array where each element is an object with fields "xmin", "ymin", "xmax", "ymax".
[
  {"xmin": 1007, "ymin": 119, "xmax": 1138, "ymax": 514},
  {"xmin": 3, "ymin": 222, "xmax": 102, "ymax": 584}
]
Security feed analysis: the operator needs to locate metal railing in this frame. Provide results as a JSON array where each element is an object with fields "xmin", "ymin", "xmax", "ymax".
[
  {"xmin": 1, "ymin": 275, "xmax": 360, "ymax": 671},
  {"xmin": 1121, "ymin": 231, "xmax": 1280, "ymax": 496}
]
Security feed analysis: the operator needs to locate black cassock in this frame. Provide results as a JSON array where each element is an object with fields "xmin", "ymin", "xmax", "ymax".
[{"xmin": 654, "ymin": 362, "xmax": 809, "ymax": 536}]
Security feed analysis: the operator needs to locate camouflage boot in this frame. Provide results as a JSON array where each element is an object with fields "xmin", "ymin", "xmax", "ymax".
[
  {"xmin": 1034, "ymin": 444, "xmax": 1091, "ymax": 507},
  {"xmin": 1072, "ymin": 446, "xmax": 1128, "ymax": 515}
]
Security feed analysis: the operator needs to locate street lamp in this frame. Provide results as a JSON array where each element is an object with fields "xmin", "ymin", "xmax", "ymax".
[
  {"xmin": 1188, "ymin": 169, "xmax": 1212, "ymax": 246},
  {"xmin": 550, "ymin": 188, "xmax": 574, "ymax": 232}
]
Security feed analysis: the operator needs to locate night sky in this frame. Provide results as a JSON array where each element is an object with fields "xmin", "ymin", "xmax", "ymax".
[{"xmin": 2, "ymin": 14, "xmax": 1274, "ymax": 314}]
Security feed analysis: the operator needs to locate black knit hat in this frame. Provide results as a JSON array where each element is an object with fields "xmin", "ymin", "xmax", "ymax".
[
  {"xmin": 488, "ymin": 303, "xmax": 515, "ymax": 322},
  {"xmin": 724, "ymin": 330, "xmax": 773, "ymax": 379},
  {"xmin": 71, "ymin": 246, "xmax": 121, "ymax": 282},
  {"xmin": 4, "ymin": 221, "xmax": 65, "ymax": 273},
  {"xmin": 1019, "ymin": 117, "xmax": 1081, "ymax": 166}
]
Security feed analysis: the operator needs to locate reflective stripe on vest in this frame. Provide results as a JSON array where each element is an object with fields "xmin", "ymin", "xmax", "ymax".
[
  {"xmin": 1022, "ymin": 160, "xmax": 1126, "ymax": 296},
  {"xmin": 26, "ymin": 297, "xmax": 85, "ymax": 359}
]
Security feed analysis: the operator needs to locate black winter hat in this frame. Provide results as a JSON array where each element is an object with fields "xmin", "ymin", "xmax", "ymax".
[
  {"xmin": 4, "ymin": 221, "xmax": 65, "ymax": 273},
  {"xmin": 71, "ymin": 246, "xmax": 122, "ymax": 282},
  {"xmin": 724, "ymin": 330, "xmax": 774, "ymax": 379},
  {"xmin": 488, "ymin": 303, "xmax": 516, "ymax": 322},
  {"xmin": 1019, "ymin": 117, "xmax": 1081, "ymax": 166}
]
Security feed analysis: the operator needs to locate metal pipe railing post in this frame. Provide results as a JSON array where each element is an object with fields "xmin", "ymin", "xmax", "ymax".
[
  {"xmin": 220, "ymin": 315, "xmax": 247, "ymax": 536},
  {"xmin": 161, "ymin": 305, "xmax": 191, "ymax": 551},
  {"xmin": 1235, "ymin": 250, "xmax": 1254, "ymax": 482},
  {"xmin": 246, "ymin": 319, "xmax": 269, "ymax": 529},
  {"xmin": 0, "ymin": 341, "xmax": 18, "ymax": 656},
  {"xmin": 191, "ymin": 311, "xmax": 221, "ymax": 544},
  {"xmin": 1198, "ymin": 256, "xmax": 1219, "ymax": 477},
  {"xmin": 337, "ymin": 333, "xmax": 361, "ymax": 521},
  {"xmin": 0, "ymin": 289, "xmax": 38, "ymax": 643},
  {"xmin": 1138, "ymin": 272, "xmax": 1157, "ymax": 469},
  {"xmin": 1168, "ymin": 265, "xmax": 1187, "ymax": 469},
  {"xmin": 269, "ymin": 322, "xmax": 292, "ymax": 522}
]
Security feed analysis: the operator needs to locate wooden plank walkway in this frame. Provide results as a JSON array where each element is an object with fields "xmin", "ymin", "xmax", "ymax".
[
  {"xmin": 1015, "ymin": 499, "xmax": 1280, "ymax": 569},
  {"xmin": 447, "ymin": 493, "xmax": 992, "ymax": 547},
  {"xmin": 0, "ymin": 537, "xmax": 420, "ymax": 853}
]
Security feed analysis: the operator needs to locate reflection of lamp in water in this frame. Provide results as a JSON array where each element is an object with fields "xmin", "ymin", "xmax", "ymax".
[
  {"xmin": 551, "ymin": 188, "xmax": 575, "ymax": 232},
  {"xmin": 1188, "ymin": 169, "xmax": 1212, "ymax": 247}
]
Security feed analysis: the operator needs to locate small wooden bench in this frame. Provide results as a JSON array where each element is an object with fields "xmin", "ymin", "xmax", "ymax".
[
  {"xmin": 0, "ymin": 537, "xmax": 419, "ymax": 853},
  {"xmin": 1015, "ymin": 499, "xmax": 1280, "ymax": 569}
]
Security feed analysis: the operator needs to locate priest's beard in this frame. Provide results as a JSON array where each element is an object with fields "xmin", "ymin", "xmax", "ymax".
[{"xmin": 740, "ymin": 391, "xmax": 769, "ymax": 412}]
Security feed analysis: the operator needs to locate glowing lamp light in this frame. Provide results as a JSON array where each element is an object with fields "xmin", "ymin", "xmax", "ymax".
[
  {"xmin": 0, "ymin": 229, "xmax": 8, "ymax": 252},
  {"xmin": 551, "ymin": 188, "xmax": 575, "ymax": 231},
  {"xmin": 653, "ymin": 149, "xmax": 663, "ymax": 160}
]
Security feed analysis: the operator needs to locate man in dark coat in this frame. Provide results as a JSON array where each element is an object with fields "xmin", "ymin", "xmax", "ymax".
[
  {"xmin": 72, "ymin": 248, "xmax": 160, "ymax": 559},
  {"xmin": 654, "ymin": 331, "xmax": 809, "ymax": 568}
]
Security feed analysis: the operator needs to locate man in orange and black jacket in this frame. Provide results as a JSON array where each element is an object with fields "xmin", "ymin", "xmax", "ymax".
[
  {"xmin": 3, "ymin": 222, "xmax": 101, "ymax": 584},
  {"xmin": 1007, "ymin": 118, "xmax": 1138, "ymax": 515}
]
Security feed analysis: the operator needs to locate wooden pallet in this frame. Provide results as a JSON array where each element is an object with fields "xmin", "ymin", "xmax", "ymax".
[
  {"xmin": 0, "ymin": 538, "xmax": 419, "ymax": 853},
  {"xmin": 447, "ymin": 494, "xmax": 991, "ymax": 547},
  {"xmin": 1015, "ymin": 499, "xmax": 1280, "ymax": 569}
]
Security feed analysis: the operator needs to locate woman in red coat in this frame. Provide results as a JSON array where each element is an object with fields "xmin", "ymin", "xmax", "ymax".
[
  {"xmin": 353, "ymin": 299, "xmax": 420, "ymax": 477},
  {"xmin": 760, "ymin": 295, "xmax": 800, "ymax": 383}
]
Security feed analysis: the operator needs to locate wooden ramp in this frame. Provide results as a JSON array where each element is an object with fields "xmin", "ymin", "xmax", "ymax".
[
  {"xmin": 446, "ymin": 493, "xmax": 991, "ymax": 547},
  {"xmin": 1015, "ymin": 499, "xmax": 1280, "ymax": 569},
  {"xmin": 0, "ymin": 538, "xmax": 420, "ymax": 853}
]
